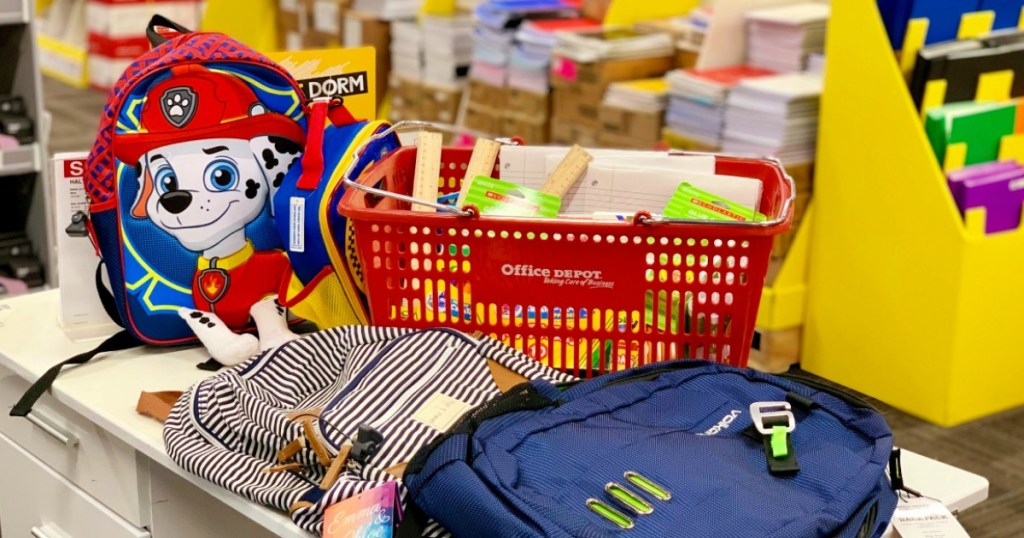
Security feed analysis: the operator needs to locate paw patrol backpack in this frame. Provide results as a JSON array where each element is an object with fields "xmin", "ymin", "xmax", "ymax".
[{"xmin": 11, "ymin": 16, "xmax": 308, "ymax": 416}]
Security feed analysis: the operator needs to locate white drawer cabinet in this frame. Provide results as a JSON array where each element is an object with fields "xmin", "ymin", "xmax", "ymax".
[
  {"xmin": 0, "ymin": 365, "xmax": 151, "ymax": 527},
  {"xmin": 0, "ymin": 432, "xmax": 151, "ymax": 538},
  {"xmin": 149, "ymin": 464, "xmax": 279, "ymax": 538}
]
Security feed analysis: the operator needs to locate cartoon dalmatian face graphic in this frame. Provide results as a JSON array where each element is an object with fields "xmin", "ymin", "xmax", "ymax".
[{"xmin": 132, "ymin": 135, "xmax": 300, "ymax": 253}]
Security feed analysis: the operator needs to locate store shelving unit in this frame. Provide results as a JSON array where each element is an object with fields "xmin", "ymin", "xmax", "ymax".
[{"xmin": 1, "ymin": 0, "xmax": 55, "ymax": 287}]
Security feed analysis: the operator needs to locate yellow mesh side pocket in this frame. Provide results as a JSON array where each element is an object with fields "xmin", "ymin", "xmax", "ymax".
[{"xmin": 280, "ymin": 269, "xmax": 364, "ymax": 329}]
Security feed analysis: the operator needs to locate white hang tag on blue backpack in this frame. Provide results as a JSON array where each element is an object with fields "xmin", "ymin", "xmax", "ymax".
[{"xmin": 891, "ymin": 496, "xmax": 969, "ymax": 538}]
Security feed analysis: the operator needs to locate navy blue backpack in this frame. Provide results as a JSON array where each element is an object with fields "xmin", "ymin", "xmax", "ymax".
[{"xmin": 402, "ymin": 361, "xmax": 899, "ymax": 538}]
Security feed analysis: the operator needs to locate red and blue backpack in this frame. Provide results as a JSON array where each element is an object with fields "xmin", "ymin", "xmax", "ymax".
[
  {"xmin": 92, "ymin": 18, "xmax": 307, "ymax": 344},
  {"xmin": 12, "ymin": 16, "xmax": 308, "ymax": 416}
]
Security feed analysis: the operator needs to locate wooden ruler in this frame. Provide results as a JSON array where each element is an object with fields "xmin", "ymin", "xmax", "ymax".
[
  {"xmin": 412, "ymin": 131, "xmax": 443, "ymax": 213},
  {"xmin": 456, "ymin": 138, "xmax": 502, "ymax": 208},
  {"xmin": 541, "ymin": 145, "xmax": 593, "ymax": 198}
]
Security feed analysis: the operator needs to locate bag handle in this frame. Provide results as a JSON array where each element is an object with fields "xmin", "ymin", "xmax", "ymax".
[
  {"xmin": 146, "ymin": 14, "xmax": 193, "ymax": 47},
  {"xmin": 9, "ymin": 262, "xmax": 140, "ymax": 417},
  {"xmin": 10, "ymin": 330, "xmax": 141, "ymax": 417}
]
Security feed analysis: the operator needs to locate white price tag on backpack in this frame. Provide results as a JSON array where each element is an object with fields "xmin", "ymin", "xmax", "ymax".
[{"xmin": 892, "ymin": 497, "xmax": 970, "ymax": 538}]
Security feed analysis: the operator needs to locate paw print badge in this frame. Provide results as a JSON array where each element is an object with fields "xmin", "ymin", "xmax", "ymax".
[{"xmin": 161, "ymin": 87, "xmax": 197, "ymax": 128}]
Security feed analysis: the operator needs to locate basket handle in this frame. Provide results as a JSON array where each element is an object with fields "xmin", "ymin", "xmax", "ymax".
[{"xmin": 341, "ymin": 121, "xmax": 520, "ymax": 217}]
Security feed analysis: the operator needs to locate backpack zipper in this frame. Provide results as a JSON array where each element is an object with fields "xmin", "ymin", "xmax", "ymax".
[{"xmin": 854, "ymin": 502, "xmax": 879, "ymax": 538}]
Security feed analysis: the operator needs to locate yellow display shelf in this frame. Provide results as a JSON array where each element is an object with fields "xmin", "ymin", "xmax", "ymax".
[
  {"xmin": 804, "ymin": 0, "xmax": 1024, "ymax": 426},
  {"xmin": 37, "ymin": 34, "xmax": 88, "ymax": 88},
  {"xmin": 605, "ymin": 0, "xmax": 700, "ymax": 26},
  {"xmin": 757, "ymin": 204, "xmax": 812, "ymax": 331}
]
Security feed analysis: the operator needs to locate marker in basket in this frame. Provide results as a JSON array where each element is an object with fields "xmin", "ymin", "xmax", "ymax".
[
  {"xmin": 464, "ymin": 176, "xmax": 562, "ymax": 217},
  {"xmin": 456, "ymin": 138, "xmax": 502, "ymax": 208},
  {"xmin": 412, "ymin": 131, "xmax": 443, "ymax": 213},
  {"xmin": 540, "ymin": 145, "xmax": 593, "ymax": 197},
  {"xmin": 663, "ymin": 183, "xmax": 767, "ymax": 222}
]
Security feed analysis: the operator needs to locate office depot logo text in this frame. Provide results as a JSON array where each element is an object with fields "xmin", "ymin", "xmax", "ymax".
[{"xmin": 500, "ymin": 264, "xmax": 614, "ymax": 289}]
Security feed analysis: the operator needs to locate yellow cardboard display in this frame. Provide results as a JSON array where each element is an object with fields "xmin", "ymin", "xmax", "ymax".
[
  {"xmin": 975, "ymin": 69, "xmax": 1014, "ymax": 101},
  {"xmin": 37, "ymin": 34, "xmax": 89, "ymax": 88},
  {"xmin": 269, "ymin": 47, "xmax": 379, "ymax": 121},
  {"xmin": 201, "ymin": 0, "xmax": 279, "ymax": 54},
  {"xmin": 804, "ymin": 0, "xmax": 1024, "ymax": 426},
  {"xmin": 604, "ymin": 0, "xmax": 699, "ymax": 26},
  {"xmin": 421, "ymin": 0, "xmax": 457, "ymax": 16},
  {"xmin": 957, "ymin": 10, "xmax": 995, "ymax": 39}
]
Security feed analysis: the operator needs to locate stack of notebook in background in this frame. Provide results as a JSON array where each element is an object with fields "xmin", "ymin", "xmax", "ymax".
[
  {"xmin": 352, "ymin": 0, "xmax": 422, "ymax": 20},
  {"xmin": 512, "ymin": 17, "xmax": 600, "ymax": 94},
  {"xmin": 422, "ymin": 14, "xmax": 475, "ymax": 86},
  {"xmin": 549, "ymin": 27, "xmax": 675, "ymax": 145},
  {"xmin": 464, "ymin": 0, "xmax": 580, "ymax": 141},
  {"xmin": 470, "ymin": 0, "xmax": 577, "ymax": 87},
  {"xmin": 554, "ymin": 27, "xmax": 675, "ymax": 63},
  {"xmin": 745, "ymin": 3, "xmax": 830, "ymax": 73},
  {"xmin": 604, "ymin": 78, "xmax": 670, "ymax": 113},
  {"xmin": 388, "ymin": 12, "xmax": 472, "ymax": 124},
  {"xmin": 664, "ymin": 66, "xmax": 776, "ymax": 150},
  {"xmin": 599, "ymin": 78, "xmax": 671, "ymax": 149},
  {"xmin": 634, "ymin": 8, "xmax": 712, "ymax": 69},
  {"xmin": 722, "ymin": 72, "xmax": 824, "ymax": 164},
  {"xmin": 391, "ymin": 20, "xmax": 424, "ymax": 82}
]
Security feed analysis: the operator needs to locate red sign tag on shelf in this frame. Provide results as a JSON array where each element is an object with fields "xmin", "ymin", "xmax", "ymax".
[{"xmin": 552, "ymin": 57, "xmax": 579, "ymax": 83}]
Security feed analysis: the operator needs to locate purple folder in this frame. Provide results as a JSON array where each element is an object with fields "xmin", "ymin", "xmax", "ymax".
[
  {"xmin": 947, "ymin": 161, "xmax": 1020, "ymax": 203},
  {"xmin": 955, "ymin": 168, "xmax": 1024, "ymax": 234}
]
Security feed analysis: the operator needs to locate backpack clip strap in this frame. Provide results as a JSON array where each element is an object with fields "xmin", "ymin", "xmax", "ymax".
[
  {"xmin": 749, "ymin": 401, "xmax": 800, "ymax": 476},
  {"xmin": 296, "ymin": 99, "xmax": 330, "ymax": 191}
]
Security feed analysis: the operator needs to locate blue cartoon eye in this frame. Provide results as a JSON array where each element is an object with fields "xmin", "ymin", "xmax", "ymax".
[
  {"xmin": 204, "ymin": 159, "xmax": 239, "ymax": 192},
  {"xmin": 154, "ymin": 166, "xmax": 178, "ymax": 194}
]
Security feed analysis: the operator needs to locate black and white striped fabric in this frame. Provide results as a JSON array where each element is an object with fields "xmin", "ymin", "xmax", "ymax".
[{"xmin": 163, "ymin": 326, "xmax": 575, "ymax": 536}]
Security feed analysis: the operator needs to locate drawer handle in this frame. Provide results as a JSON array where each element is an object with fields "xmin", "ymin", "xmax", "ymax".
[
  {"xmin": 31, "ymin": 524, "xmax": 68, "ymax": 538},
  {"xmin": 27, "ymin": 411, "xmax": 79, "ymax": 447}
]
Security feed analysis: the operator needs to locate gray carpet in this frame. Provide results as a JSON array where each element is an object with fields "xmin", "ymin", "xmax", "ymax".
[{"xmin": 42, "ymin": 78, "xmax": 1024, "ymax": 537}]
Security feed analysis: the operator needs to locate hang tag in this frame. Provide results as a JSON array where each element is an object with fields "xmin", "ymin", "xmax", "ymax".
[
  {"xmin": 412, "ymin": 393, "xmax": 473, "ymax": 432},
  {"xmin": 892, "ymin": 497, "xmax": 970, "ymax": 538},
  {"xmin": 289, "ymin": 197, "xmax": 305, "ymax": 253}
]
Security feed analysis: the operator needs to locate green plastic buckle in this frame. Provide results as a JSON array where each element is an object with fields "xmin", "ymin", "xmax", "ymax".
[{"xmin": 770, "ymin": 425, "xmax": 789, "ymax": 458}]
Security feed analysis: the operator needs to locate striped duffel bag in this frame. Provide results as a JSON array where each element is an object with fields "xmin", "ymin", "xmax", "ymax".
[{"xmin": 162, "ymin": 326, "xmax": 575, "ymax": 535}]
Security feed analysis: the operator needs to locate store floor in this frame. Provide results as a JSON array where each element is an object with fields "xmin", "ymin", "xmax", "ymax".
[{"xmin": 42, "ymin": 78, "xmax": 1024, "ymax": 537}]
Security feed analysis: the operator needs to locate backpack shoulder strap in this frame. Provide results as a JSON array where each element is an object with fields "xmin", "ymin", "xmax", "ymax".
[{"xmin": 10, "ymin": 330, "xmax": 141, "ymax": 417}]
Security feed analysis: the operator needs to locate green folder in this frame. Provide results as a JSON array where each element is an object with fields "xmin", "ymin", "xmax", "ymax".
[{"xmin": 925, "ymin": 101, "xmax": 1016, "ymax": 166}]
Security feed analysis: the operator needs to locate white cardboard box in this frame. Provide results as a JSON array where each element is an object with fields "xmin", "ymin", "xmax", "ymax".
[{"xmin": 53, "ymin": 152, "xmax": 120, "ymax": 340}]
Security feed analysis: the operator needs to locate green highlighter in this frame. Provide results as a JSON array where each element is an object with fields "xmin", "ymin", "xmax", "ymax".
[
  {"xmin": 664, "ymin": 183, "xmax": 767, "ymax": 223},
  {"xmin": 463, "ymin": 176, "xmax": 562, "ymax": 217}
]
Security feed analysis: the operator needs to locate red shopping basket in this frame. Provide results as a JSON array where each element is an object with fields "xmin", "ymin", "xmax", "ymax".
[{"xmin": 338, "ymin": 124, "xmax": 794, "ymax": 376}]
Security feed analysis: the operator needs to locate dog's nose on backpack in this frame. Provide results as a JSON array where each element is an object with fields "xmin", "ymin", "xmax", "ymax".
[{"xmin": 159, "ymin": 191, "xmax": 192, "ymax": 214}]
